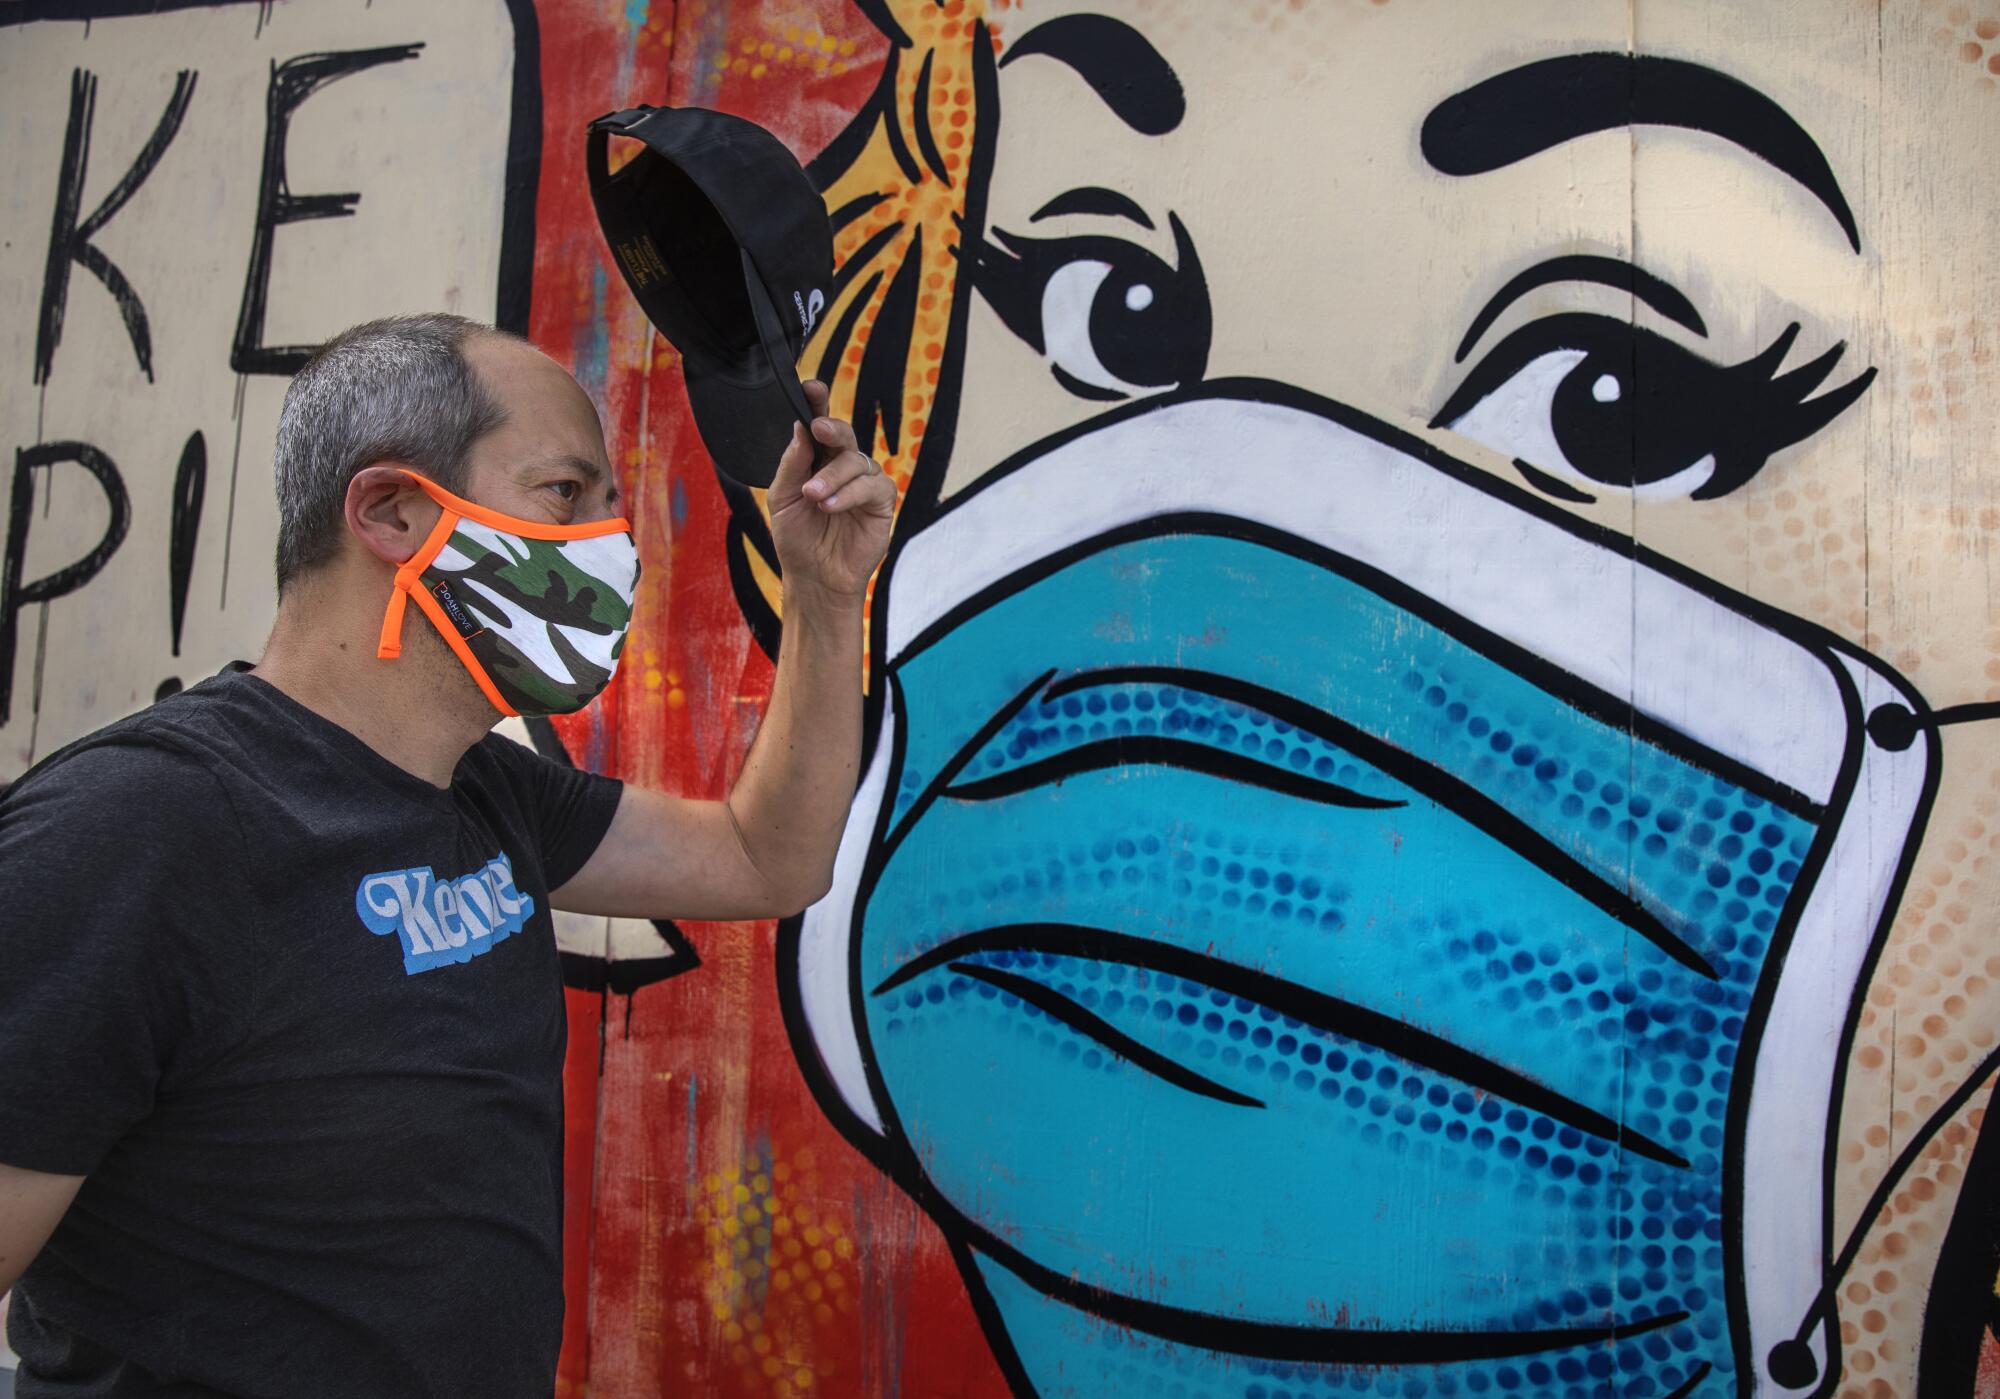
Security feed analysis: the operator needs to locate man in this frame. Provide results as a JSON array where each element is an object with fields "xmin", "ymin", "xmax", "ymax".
[{"xmin": 0, "ymin": 312, "xmax": 894, "ymax": 1395}]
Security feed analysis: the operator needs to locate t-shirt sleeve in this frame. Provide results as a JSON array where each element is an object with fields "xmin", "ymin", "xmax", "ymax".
[
  {"xmin": 0, "ymin": 735, "xmax": 246, "ymax": 1175},
  {"xmin": 479, "ymin": 731, "xmax": 625, "ymax": 890}
]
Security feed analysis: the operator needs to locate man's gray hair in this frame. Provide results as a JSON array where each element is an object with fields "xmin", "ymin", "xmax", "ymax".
[{"xmin": 273, "ymin": 313, "xmax": 511, "ymax": 591}]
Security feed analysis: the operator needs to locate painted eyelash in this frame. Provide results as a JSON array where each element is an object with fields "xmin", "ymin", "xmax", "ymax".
[
  {"xmin": 1715, "ymin": 322, "xmax": 1878, "ymax": 491},
  {"xmin": 967, "ymin": 226, "xmax": 1182, "ymax": 354},
  {"xmin": 967, "ymin": 216, "xmax": 1211, "ymax": 400},
  {"xmin": 1432, "ymin": 315, "xmax": 1877, "ymax": 500}
]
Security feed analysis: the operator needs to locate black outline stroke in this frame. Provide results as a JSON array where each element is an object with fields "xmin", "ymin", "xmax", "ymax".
[
  {"xmin": 997, "ymin": 14, "xmax": 1186, "ymax": 137},
  {"xmin": 3, "ymin": 0, "xmax": 256, "ymax": 21},
  {"xmin": 1455, "ymin": 253, "xmax": 1708, "ymax": 363},
  {"xmin": 1421, "ymin": 52, "xmax": 1860, "ymax": 252},
  {"xmin": 877, "ymin": 923, "xmax": 1691, "ymax": 1168},
  {"xmin": 1920, "ymin": 1069, "xmax": 2000, "ymax": 1394},
  {"xmin": 11, "ymin": 0, "xmax": 541, "ymax": 339},
  {"xmin": 1662, "ymin": 1363, "xmax": 1713, "ymax": 1399},
  {"xmin": 954, "ymin": 1228, "xmax": 1693, "ymax": 1368},
  {"xmin": 1031, "ymin": 186, "xmax": 1154, "ymax": 229},
  {"xmin": 944, "ymin": 960, "xmax": 1264, "ymax": 1108}
]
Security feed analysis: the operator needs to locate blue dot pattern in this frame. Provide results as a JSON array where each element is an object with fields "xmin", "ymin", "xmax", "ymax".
[
  {"xmin": 865, "ymin": 532, "xmax": 1819, "ymax": 1396},
  {"xmin": 955, "ymin": 679, "xmax": 1808, "ymax": 967},
  {"xmin": 977, "ymin": 1246, "xmax": 1716, "ymax": 1399}
]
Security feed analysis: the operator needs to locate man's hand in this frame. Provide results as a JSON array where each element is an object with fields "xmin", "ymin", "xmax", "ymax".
[{"xmin": 765, "ymin": 381, "xmax": 896, "ymax": 606}]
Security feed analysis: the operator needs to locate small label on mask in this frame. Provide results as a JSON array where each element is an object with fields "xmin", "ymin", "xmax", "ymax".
[{"xmin": 431, "ymin": 581, "xmax": 484, "ymax": 640}]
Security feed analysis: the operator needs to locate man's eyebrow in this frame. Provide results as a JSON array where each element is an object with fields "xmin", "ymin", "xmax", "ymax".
[
  {"xmin": 533, "ymin": 454, "xmax": 619, "ymax": 503},
  {"xmin": 1421, "ymin": 52, "xmax": 1859, "ymax": 253},
  {"xmin": 1455, "ymin": 254, "xmax": 1708, "ymax": 362},
  {"xmin": 998, "ymin": 14, "xmax": 1185, "ymax": 136}
]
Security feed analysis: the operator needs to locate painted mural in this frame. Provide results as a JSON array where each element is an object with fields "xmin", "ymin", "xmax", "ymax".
[{"xmin": 6, "ymin": 2, "xmax": 2000, "ymax": 1397}]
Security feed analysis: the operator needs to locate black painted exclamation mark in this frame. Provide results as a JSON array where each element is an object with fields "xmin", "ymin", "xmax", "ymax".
[{"xmin": 169, "ymin": 430, "xmax": 205, "ymax": 656}]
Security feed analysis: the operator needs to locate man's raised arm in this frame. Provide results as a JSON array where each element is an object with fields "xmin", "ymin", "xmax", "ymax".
[{"xmin": 551, "ymin": 381, "xmax": 895, "ymax": 921}]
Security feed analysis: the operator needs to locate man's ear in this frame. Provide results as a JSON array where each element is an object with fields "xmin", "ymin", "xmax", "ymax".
[{"xmin": 344, "ymin": 465, "xmax": 440, "ymax": 568}]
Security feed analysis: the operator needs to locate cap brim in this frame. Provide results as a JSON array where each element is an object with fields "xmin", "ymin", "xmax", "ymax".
[
  {"xmin": 682, "ymin": 256, "xmax": 816, "ymax": 490},
  {"xmin": 683, "ymin": 364, "xmax": 803, "ymax": 490},
  {"xmin": 743, "ymin": 248, "xmax": 818, "ymax": 433},
  {"xmin": 590, "ymin": 118, "xmax": 823, "ymax": 490}
]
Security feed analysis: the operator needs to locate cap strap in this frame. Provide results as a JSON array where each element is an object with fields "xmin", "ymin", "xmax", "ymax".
[
  {"xmin": 589, "ymin": 106, "xmax": 656, "ymax": 133},
  {"xmin": 585, "ymin": 109, "xmax": 657, "ymax": 196},
  {"xmin": 376, "ymin": 584, "xmax": 411, "ymax": 660},
  {"xmin": 377, "ymin": 506, "xmax": 462, "ymax": 660}
]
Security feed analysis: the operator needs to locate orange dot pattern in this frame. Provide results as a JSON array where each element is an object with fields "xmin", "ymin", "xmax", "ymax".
[
  {"xmin": 1833, "ymin": 764, "xmax": 2000, "ymax": 1382},
  {"xmin": 693, "ymin": 1149, "xmax": 859, "ymax": 1398},
  {"xmin": 713, "ymin": 20, "xmax": 862, "ymax": 82},
  {"xmin": 1906, "ymin": 317, "xmax": 1995, "ymax": 435},
  {"xmin": 740, "ymin": 0, "xmax": 994, "ymax": 647},
  {"xmin": 802, "ymin": 0, "xmax": 992, "ymax": 494},
  {"xmin": 627, "ymin": 2, "xmax": 675, "ymax": 55},
  {"xmin": 1923, "ymin": 0, "xmax": 2000, "ymax": 87},
  {"xmin": 1835, "ymin": 1090, "xmax": 1993, "ymax": 1394},
  {"xmin": 1734, "ymin": 479, "xmax": 1870, "ymax": 665}
]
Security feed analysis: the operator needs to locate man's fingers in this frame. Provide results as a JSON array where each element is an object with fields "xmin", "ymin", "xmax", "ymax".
[
  {"xmin": 767, "ymin": 421, "xmax": 816, "ymax": 498},
  {"xmin": 803, "ymin": 449, "xmax": 877, "ymax": 506},
  {"xmin": 810, "ymin": 413, "xmax": 860, "ymax": 458},
  {"xmin": 814, "ymin": 463, "xmax": 897, "ymax": 514},
  {"xmin": 803, "ymin": 379, "xmax": 831, "ymax": 419},
  {"xmin": 796, "ymin": 380, "xmax": 861, "ymax": 458}
]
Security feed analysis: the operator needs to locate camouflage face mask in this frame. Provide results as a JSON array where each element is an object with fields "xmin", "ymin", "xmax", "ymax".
[{"xmin": 375, "ymin": 470, "xmax": 640, "ymax": 717}]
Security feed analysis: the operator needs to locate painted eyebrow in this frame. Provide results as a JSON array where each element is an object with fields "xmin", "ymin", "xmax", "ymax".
[
  {"xmin": 998, "ymin": 14, "xmax": 1186, "ymax": 136},
  {"xmin": 1455, "ymin": 254, "xmax": 1708, "ymax": 362},
  {"xmin": 1031, "ymin": 186, "xmax": 1156, "ymax": 230},
  {"xmin": 1421, "ymin": 53, "xmax": 1860, "ymax": 252}
]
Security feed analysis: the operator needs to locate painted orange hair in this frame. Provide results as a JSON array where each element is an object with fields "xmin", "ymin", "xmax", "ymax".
[{"xmin": 723, "ymin": 0, "xmax": 1000, "ymax": 655}]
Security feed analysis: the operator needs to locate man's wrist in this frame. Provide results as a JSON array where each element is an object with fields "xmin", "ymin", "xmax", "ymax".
[{"xmin": 783, "ymin": 579, "xmax": 867, "ymax": 626}]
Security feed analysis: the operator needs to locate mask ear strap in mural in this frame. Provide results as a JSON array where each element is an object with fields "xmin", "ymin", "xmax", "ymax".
[
  {"xmin": 1866, "ymin": 698, "xmax": 2000, "ymax": 752},
  {"xmin": 1764, "ymin": 1038, "xmax": 2000, "ymax": 1390}
]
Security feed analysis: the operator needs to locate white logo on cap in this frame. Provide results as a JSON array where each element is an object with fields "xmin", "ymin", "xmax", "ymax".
[{"xmin": 794, "ymin": 287, "xmax": 825, "ymax": 336}]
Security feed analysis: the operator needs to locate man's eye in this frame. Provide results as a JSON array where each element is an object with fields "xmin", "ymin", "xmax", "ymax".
[
  {"xmin": 549, "ymin": 480, "xmax": 580, "ymax": 503},
  {"xmin": 1431, "ymin": 313, "xmax": 1876, "ymax": 503},
  {"xmin": 970, "ymin": 214, "xmax": 1210, "ymax": 402}
]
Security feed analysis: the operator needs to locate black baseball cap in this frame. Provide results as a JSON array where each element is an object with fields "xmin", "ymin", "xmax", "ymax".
[{"xmin": 587, "ymin": 105, "xmax": 833, "ymax": 489}]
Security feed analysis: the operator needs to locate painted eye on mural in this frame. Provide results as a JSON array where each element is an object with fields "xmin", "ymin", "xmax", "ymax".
[
  {"xmin": 1432, "ymin": 312, "xmax": 1877, "ymax": 504},
  {"xmin": 969, "ymin": 212, "xmax": 1210, "ymax": 402}
]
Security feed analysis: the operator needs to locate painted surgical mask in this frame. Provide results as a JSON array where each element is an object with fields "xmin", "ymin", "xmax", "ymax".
[
  {"xmin": 791, "ymin": 388, "xmax": 1934, "ymax": 1399},
  {"xmin": 375, "ymin": 469, "xmax": 639, "ymax": 718}
]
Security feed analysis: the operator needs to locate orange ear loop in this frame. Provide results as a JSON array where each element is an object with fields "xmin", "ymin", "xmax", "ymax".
[{"xmin": 377, "ymin": 509, "xmax": 460, "ymax": 660}]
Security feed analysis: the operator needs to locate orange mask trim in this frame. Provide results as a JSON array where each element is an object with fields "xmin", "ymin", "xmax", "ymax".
[
  {"xmin": 375, "ymin": 470, "xmax": 636, "ymax": 719},
  {"xmin": 394, "ymin": 468, "xmax": 632, "ymax": 541}
]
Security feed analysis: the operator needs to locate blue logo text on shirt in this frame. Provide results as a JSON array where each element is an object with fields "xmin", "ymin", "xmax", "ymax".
[{"xmin": 355, "ymin": 851, "xmax": 536, "ymax": 974}]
